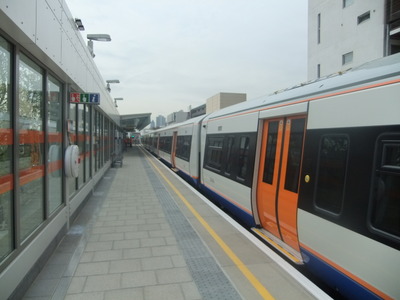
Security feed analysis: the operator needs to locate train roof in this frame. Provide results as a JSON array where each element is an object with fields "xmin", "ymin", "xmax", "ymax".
[
  {"xmin": 145, "ymin": 114, "xmax": 208, "ymax": 135},
  {"xmin": 205, "ymin": 53, "xmax": 400, "ymax": 121}
]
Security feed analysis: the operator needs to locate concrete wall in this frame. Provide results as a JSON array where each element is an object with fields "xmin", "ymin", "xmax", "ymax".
[
  {"xmin": 308, "ymin": 0, "xmax": 385, "ymax": 79},
  {"xmin": 206, "ymin": 92, "xmax": 246, "ymax": 114}
]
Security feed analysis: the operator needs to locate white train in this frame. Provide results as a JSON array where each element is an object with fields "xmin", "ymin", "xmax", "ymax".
[{"xmin": 142, "ymin": 54, "xmax": 400, "ymax": 300}]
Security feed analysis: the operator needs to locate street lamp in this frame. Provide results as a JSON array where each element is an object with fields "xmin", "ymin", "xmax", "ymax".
[
  {"xmin": 114, "ymin": 97, "xmax": 124, "ymax": 108},
  {"xmin": 87, "ymin": 34, "xmax": 111, "ymax": 58},
  {"xmin": 106, "ymin": 79, "xmax": 120, "ymax": 92}
]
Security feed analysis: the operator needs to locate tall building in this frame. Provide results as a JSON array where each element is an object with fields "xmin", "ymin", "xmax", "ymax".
[
  {"xmin": 155, "ymin": 115, "xmax": 166, "ymax": 128},
  {"xmin": 167, "ymin": 110, "xmax": 189, "ymax": 125},
  {"xmin": 308, "ymin": 0, "xmax": 400, "ymax": 80},
  {"xmin": 206, "ymin": 93, "xmax": 246, "ymax": 114}
]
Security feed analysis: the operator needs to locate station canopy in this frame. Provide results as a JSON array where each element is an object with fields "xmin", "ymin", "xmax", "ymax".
[{"xmin": 120, "ymin": 113, "xmax": 151, "ymax": 131}]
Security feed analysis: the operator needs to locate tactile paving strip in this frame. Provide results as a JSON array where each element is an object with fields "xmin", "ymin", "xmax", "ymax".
[{"xmin": 141, "ymin": 156, "xmax": 243, "ymax": 300}]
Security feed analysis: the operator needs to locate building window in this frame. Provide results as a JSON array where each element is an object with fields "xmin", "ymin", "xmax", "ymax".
[
  {"xmin": 0, "ymin": 35, "xmax": 13, "ymax": 261},
  {"xmin": 357, "ymin": 11, "xmax": 371, "ymax": 25},
  {"xmin": 317, "ymin": 13, "xmax": 321, "ymax": 44},
  {"xmin": 343, "ymin": 0, "xmax": 354, "ymax": 8},
  {"xmin": 342, "ymin": 51, "xmax": 353, "ymax": 65},
  {"xmin": 317, "ymin": 64, "xmax": 321, "ymax": 78},
  {"xmin": 18, "ymin": 53, "xmax": 45, "ymax": 241},
  {"xmin": 47, "ymin": 75, "xmax": 63, "ymax": 214},
  {"xmin": 85, "ymin": 105, "xmax": 91, "ymax": 180}
]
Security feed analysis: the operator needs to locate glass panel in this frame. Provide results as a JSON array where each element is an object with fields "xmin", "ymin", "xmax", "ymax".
[
  {"xmin": 206, "ymin": 136, "xmax": 223, "ymax": 171},
  {"xmin": 99, "ymin": 115, "xmax": 103, "ymax": 167},
  {"xmin": 0, "ymin": 35, "xmax": 13, "ymax": 260},
  {"xmin": 19, "ymin": 53, "xmax": 44, "ymax": 241},
  {"xmin": 47, "ymin": 75, "xmax": 63, "ymax": 214},
  {"xmin": 85, "ymin": 105, "xmax": 90, "ymax": 180},
  {"xmin": 315, "ymin": 135, "xmax": 349, "ymax": 214},
  {"xmin": 68, "ymin": 104, "xmax": 77, "ymax": 193},
  {"xmin": 238, "ymin": 136, "xmax": 250, "ymax": 180},
  {"xmin": 95, "ymin": 110, "xmax": 100, "ymax": 171},
  {"xmin": 383, "ymin": 144, "xmax": 400, "ymax": 168},
  {"xmin": 371, "ymin": 173, "xmax": 400, "ymax": 237},
  {"xmin": 176, "ymin": 136, "xmax": 191, "ymax": 161},
  {"xmin": 77, "ymin": 105, "xmax": 84, "ymax": 187},
  {"xmin": 224, "ymin": 136, "xmax": 234, "ymax": 175},
  {"xmin": 104, "ymin": 118, "xmax": 109, "ymax": 162},
  {"xmin": 263, "ymin": 121, "xmax": 278, "ymax": 184},
  {"xmin": 92, "ymin": 110, "xmax": 96, "ymax": 174},
  {"xmin": 95, "ymin": 112, "xmax": 102, "ymax": 170},
  {"xmin": 371, "ymin": 138, "xmax": 400, "ymax": 238},
  {"xmin": 284, "ymin": 118, "xmax": 305, "ymax": 193}
]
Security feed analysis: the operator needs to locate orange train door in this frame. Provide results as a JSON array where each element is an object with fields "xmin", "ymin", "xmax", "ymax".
[{"xmin": 256, "ymin": 116, "xmax": 306, "ymax": 252}]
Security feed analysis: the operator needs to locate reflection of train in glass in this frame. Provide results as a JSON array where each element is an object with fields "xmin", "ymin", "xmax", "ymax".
[{"xmin": 143, "ymin": 54, "xmax": 400, "ymax": 300}]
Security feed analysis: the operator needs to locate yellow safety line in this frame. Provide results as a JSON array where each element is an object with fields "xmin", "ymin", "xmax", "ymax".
[{"xmin": 144, "ymin": 151, "xmax": 275, "ymax": 300}]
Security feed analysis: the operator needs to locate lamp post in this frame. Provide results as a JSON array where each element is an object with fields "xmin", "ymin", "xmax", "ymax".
[
  {"xmin": 106, "ymin": 79, "xmax": 120, "ymax": 92},
  {"xmin": 114, "ymin": 97, "xmax": 124, "ymax": 108},
  {"xmin": 87, "ymin": 34, "xmax": 111, "ymax": 58}
]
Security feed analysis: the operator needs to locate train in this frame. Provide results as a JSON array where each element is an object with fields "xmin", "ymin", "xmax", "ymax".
[{"xmin": 142, "ymin": 53, "xmax": 400, "ymax": 300}]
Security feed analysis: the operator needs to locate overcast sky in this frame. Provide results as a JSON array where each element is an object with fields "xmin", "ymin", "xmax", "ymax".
[{"xmin": 66, "ymin": 0, "xmax": 308, "ymax": 119}]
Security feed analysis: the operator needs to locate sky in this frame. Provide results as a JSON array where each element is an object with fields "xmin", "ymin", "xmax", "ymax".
[{"xmin": 66, "ymin": 0, "xmax": 309, "ymax": 120}]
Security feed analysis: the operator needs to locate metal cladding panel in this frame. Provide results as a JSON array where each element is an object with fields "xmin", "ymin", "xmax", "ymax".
[
  {"xmin": 36, "ymin": 0, "xmax": 62, "ymax": 63},
  {"xmin": 0, "ymin": 0, "xmax": 36, "ymax": 43},
  {"xmin": 307, "ymin": 81, "xmax": 400, "ymax": 129},
  {"xmin": 298, "ymin": 209, "xmax": 400, "ymax": 299},
  {"xmin": 202, "ymin": 169, "xmax": 252, "ymax": 214},
  {"xmin": 259, "ymin": 101, "xmax": 308, "ymax": 119},
  {"xmin": 206, "ymin": 111, "xmax": 258, "ymax": 134}
]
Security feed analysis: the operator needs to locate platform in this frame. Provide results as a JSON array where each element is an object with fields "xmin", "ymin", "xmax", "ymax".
[{"xmin": 22, "ymin": 146, "xmax": 331, "ymax": 300}]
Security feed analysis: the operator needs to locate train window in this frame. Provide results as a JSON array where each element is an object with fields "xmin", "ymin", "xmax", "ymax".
[
  {"xmin": 205, "ymin": 133, "xmax": 256, "ymax": 186},
  {"xmin": 205, "ymin": 136, "xmax": 224, "ymax": 171},
  {"xmin": 370, "ymin": 137, "xmax": 400, "ymax": 239},
  {"xmin": 263, "ymin": 121, "xmax": 279, "ymax": 184},
  {"xmin": 382, "ymin": 144, "xmax": 400, "ymax": 169},
  {"xmin": 159, "ymin": 136, "xmax": 172, "ymax": 153},
  {"xmin": 315, "ymin": 135, "xmax": 349, "ymax": 214},
  {"xmin": 284, "ymin": 118, "xmax": 305, "ymax": 193},
  {"xmin": 224, "ymin": 136, "xmax": 235, "ymax": 175},
  {"xmin": 158, "ymin": 137, "xmax": 165, "ymax": 150},
  {"xmin": 237, "ymin": 136, "xmax": 250, "ymax": 180},
  {"xmin": 176, "ymin": 135, "xmax": 192, "ymax": 161}
]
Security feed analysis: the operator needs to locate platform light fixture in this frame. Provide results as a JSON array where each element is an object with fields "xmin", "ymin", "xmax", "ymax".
[
  {"xmin": 87, "ymin": 34, "xmax": 111, "ymax": 58},
  {"xmin": 114, "ymin": 97, "xmax": 124, "ymax": 107},
  {"xmin": 106, "ymin": 79, "xmax": 120, "ymax": 92},
  {"xmin": 74, "ymin": 18, "xmax": 85, "ymax": 31}
]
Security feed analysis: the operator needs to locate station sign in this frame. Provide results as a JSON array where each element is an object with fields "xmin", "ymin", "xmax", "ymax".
[{"xmin": 70, "ymin": 92, "xmax": 100, "ymax": 105}]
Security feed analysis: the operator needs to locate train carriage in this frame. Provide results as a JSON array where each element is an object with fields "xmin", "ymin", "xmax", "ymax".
[
  {"xmin": 200, "ymin": 110, "xmax": 259, "ymax": 226},
  {"xmin": 142, "ymin": 53, "xmax": 400, "ymax": 300},
  {"xmin": 173, "ymin": 115, "xmax": 206, "ymax": 186}
]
